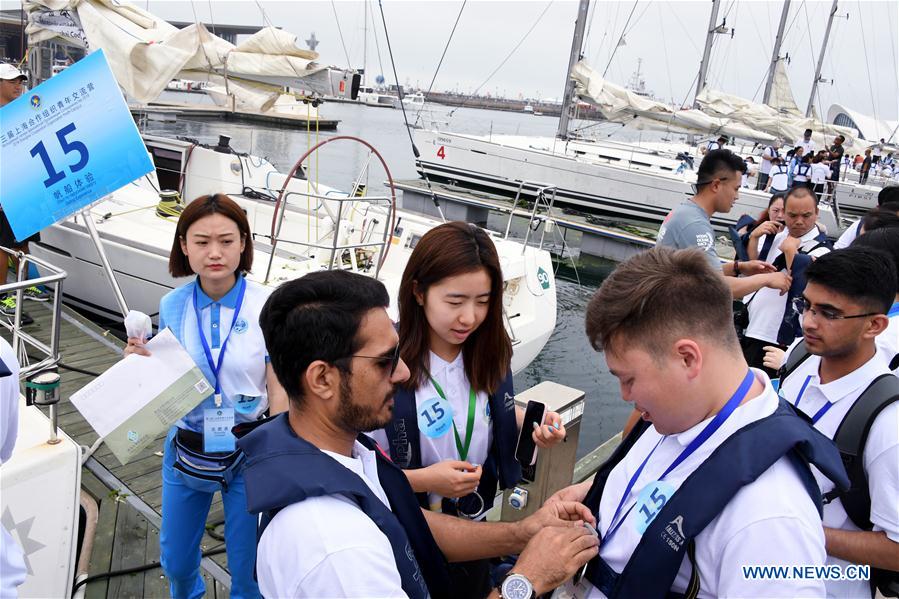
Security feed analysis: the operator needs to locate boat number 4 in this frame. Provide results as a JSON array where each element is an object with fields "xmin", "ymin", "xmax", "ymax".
[
  {"xmin": 28, "ymin": 122, "xmax": 89, "ymax": 188},
  {"xmin": 437, "ymin": 145, "xmax": 446, "ymax": 159}
]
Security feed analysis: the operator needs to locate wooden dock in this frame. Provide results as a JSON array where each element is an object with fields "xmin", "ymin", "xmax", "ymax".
[{"xmin": 1, "ymin": 301, "xmax": 232, "ymax": 598}]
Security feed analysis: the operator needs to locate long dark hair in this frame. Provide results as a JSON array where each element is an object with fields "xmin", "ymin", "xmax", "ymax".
[
  {"xmin": 398, "ymin": 222, "xmax": 511, "ymax": 394},
  {"xmin": 168, "ymin": 193, "xmax": 253, "ymax": 277}
]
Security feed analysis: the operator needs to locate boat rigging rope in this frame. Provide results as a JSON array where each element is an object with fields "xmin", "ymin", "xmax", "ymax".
[
  {"xmin": 602, "ymin": 0, "xmax": 638, "ymax": 78},
  {"xmin": 412, "ymin": 0, "xmax": 468, "ymax": 128},
  {"xmin": 446, "ymin": 0, "xmax": 555, "ymax": 118},
  {"xmin": 331, "ymin": 0, "xmax": 354, "ymax": 70},
  {"xmin": 856, "ymin": 1, "xmax": 880, "ymax": 124},
  {"xmin": 376, "ymin": 0, "xmax": 446, "ymax": 222},
  {"xmin": 367, "ymin": 0, "xmax": 388, "ymax": 83}
]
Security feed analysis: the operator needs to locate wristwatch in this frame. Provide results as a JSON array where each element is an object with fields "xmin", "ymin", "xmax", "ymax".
[{"xmin": 499, "ymin": 572, "xmax": 536, "ymax": 599}]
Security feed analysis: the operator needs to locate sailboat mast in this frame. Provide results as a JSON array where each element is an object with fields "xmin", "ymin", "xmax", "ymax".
[
  {"xmin": 763, "ymin": 0, "xmax": 792, "ymax": 105},
  {"xmin": 362, "ymin": 1, "xmax": 368, "ymax": 86},
  {"xmin": 556, "ymin": 0, "xmax": 590, "ymax": 140},
  {"xmin": 694, "ymin": 0, "xmax": 721, "ymax": 109},
  {"xmin": 805, "ymin": 0, "xmax": 838, "ymax": 117}
]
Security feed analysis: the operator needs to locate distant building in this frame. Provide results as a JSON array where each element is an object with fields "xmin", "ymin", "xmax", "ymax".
[{"xmin": 827, "ymin": 103, "xmax": 898, "ymax": 141}]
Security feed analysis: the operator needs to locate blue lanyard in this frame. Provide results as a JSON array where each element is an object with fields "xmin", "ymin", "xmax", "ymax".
[
  {"xmin": 794, "ymin": 374, "xmax": 833, "ymax": 423},
  {"xmin": 603, "ymin": 370, "xmax": 755, "ymax": 545},
  {"xmin": 888, "ymin": 301, "xmax": 899, "ymax": 318},
  {"xmin": 192, "ymin": 277, "xmax": 247, "ymax": 407}
]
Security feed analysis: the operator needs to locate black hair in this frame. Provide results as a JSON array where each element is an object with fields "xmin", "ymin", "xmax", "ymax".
[
  {"xmin": 696, "ymin": 149, "xmax": 746, "ymax": 187},
  {"xmin": 805, "ymin": 247, "xmax": 895, "ymax": 313},
  {"xmin": 878, "ymin": 186, "xmax": 899, "ymax": 206},
  {"xmin": 852, "ymin": 228, "xmax": 899, "ymax": 294},
  {"xmin": 862, "ymin": 207, "xmax": 899, "ymax": 233},
  {"xmin": 259, "ymin": 270, "xmax": 390, "ymax": 405}
]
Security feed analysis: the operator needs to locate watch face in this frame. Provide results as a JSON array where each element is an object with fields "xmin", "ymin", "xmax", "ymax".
[{"xmin": 502, "ymin": 575, "xmax": 533, "ymax": 599}]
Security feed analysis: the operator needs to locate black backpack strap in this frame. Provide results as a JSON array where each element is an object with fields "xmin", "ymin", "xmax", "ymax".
[
  {"xmin": 778, "ymin": 340, "xmax": 813, "ymax": 383},
  {"xmin": 823, "ymin": 373, "xmax": 899, "ymax": 531}
]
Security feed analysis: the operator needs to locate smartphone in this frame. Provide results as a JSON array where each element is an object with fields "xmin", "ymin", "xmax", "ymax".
[{"xmin": 515, "ymin": 400, "xmax": 547, "ymax": 467}]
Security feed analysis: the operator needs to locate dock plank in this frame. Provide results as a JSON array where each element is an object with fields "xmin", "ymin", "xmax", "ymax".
[{"xmin": 106, "ymin": 502, "xmax": 148, "ymax": 598}]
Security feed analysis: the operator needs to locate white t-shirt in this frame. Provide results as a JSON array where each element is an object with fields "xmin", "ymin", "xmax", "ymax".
[
  {"xmin": 761, "ymin": 147, "xmax": 778, "ymax": 175},
  {"xmin": 370, "ymin": 351, "xmax": 492, "ymax": 511},
  {"xmin": 797, "ymin": 139, "xmax": 816, "ymax": 155},
  {"xmin": 833, "ymin": 220, "xmax": 862, "ymax": 249},
  {"xmin": 0, "ymin": 339, "xmax": 26, "ymax": 598},
  {"xmin": 780, "ymin": 351, "xmax": 899, "ymax": 598},
  {"xmin": 576, "ymin": 373, "xmax": 826, "ymax": 598},
  {"xmin": 769, "ymin": 165, "xmax": 790, "ymax": 191},
  {"xmin": 744, "ymin": 226, "xmax": 830, "ymax": 344},
  {"xmin": 256, "ymin": 441, "xmax": 406, "ymax": 598},
  {"xmin": 811, "ymin": 163, "xmax": 830, "ymax": 185}
]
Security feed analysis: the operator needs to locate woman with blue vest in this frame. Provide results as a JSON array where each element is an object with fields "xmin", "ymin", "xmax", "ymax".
[
  {"xmin": 372, "ymin": 221, "xmax": 565, "ymax": 596},
  {"xmin": 124, "ymin": 193, "xmax": 287, "ymax": 599}
]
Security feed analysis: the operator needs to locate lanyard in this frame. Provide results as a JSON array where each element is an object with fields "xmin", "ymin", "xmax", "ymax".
[
  {"xmin": 193, "ymin": 277, "xmax": 246, "ymax": 408},
  {"xmin": 429, "ymin": 376, "xmax": 477, "ymax": 463},
  {"xmin": 794, "ymin": 374, "xmax": 833, "ymax": 423},
  {"xmin": 603, "ymin": 370, "xmax": 755, "ymax": 545},
  {"xmin": 888, "ymin": 301, "xmax": 899, "ymax": 318}
]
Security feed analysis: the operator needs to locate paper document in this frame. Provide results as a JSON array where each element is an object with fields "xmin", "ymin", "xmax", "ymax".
[{"xmin": 71, "ymin": 328, "xmax": 211, "ymax": 464}]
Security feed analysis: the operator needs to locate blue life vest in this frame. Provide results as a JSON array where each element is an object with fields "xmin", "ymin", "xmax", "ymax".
[
  {"xmin": 237, "ymin": 414, "xmax": 452, "ymax": 599},
  {"xmin": 794, "ymin": 163, "xmax": 811, "ymax": 181},
  {"xmin": 383, "ymin": 369, "xmax": 521, "ymax": 517},
  {"xmin": 771, "ymin": 228, "xmax": 832, "ymax": 345},
  {"xmin": 581, "ymin": 398, "xmax": 849, "ymax": 599}
]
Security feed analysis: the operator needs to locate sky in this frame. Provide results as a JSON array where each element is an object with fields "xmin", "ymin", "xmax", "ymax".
[{"xmin": 121, "ymin": 1, "xmax": 898, "ymax": 120}]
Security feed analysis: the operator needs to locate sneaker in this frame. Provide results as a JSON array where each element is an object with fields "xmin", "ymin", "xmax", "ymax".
[
  {"xmin": 23, "ymin": 285, "xmax": 51, "ymax": 302},
  {"xmin": 0, "ymin": 295, "xmax": 34, "ymax": 325}
]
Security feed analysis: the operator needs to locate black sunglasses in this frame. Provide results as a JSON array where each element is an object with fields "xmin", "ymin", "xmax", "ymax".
[{"xmin": 346, "ymin": 345, "xmax": 401, "ymax": 376}]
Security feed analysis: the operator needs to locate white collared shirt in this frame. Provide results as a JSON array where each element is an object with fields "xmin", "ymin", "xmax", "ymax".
[
  {"xmin": 0, "ymin": 338, "xmax": 26, "ymax": 597},
  {"xmin": 875, "ymin": 306, "xmax": 899, "ymax": 368},
  {"xmin": 580, "ymin": 372, "xmax": 826, "ymax": 598},
  {"xmin": 744, "ymin": 226, "xmax": 830, "ymax": 344},
  {"xmin": 256, "ymin": 440, "xmax": 406, "ymax": 598},
  {"xmin": 780, "ymin": 351, "xmax": 899, "ymax": 598}
]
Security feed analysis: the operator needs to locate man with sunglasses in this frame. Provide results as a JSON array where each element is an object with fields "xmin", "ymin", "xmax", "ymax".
[
  {"xmin": 239, "ymin": 270, "xmax": 598, "ymax": 598},
  {"xmin": 779, "ymin": 247, "xmax": 899, "ymax": 598},
  {"xmin": 657, "ymin": 149, "xmax": 791, "ymax": 298}
]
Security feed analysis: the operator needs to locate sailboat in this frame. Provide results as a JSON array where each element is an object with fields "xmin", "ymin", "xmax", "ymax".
[{"xmin": 412, "ymin": 0, "xmax": 884, "ymax": 233}]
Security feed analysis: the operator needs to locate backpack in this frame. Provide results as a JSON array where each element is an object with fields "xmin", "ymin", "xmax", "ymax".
[{"xmin": 779, "ymin": 342, "xmax": 899, "ymax": 596}]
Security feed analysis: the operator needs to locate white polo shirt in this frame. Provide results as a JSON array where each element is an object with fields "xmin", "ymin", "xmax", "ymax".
[
  {"xmin": 875, "ymin": 302, "xmax": 899, "ymax": 368},
  {"xmin": 370, "ymin": 351, "xmax": 492, "ymax": 511},
  {"xmin": 256, "ymin": 440, "xmax": 406, "ymax": 598},
  {"xmin": 761, "ymin": 147, "xmax": 778, "ymax": 175},
  {"xmin": 833, "ymin": 220, "xmax": 862, "ymax": 250},
  {"xmin": 797, "ymin": 139, "xmax": 816, "ymax": 155},
  {"xmin": 811, "ymin": 163, "xmax": 830, "ymax": 185},
  {"xmin": 744, "ymin": 226, "xmax": 830, "ymax": 344},
  {"xmin": 780, "ymin": 351, "xmax": 899, "ymax": 598},
  {"xmin": 0, "ymin": 339, "xmax": 26, "ymax": 597},
  {"xmin": 577, "ymin": 372, "xmax": 826, "ymax": 598},
  {"xmin": 769, "ymin": 165, "xmax": 791, "ymax": 192}
]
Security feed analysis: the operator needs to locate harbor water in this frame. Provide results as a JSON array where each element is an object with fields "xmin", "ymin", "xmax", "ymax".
[{"xmin": 142, "ymin": 97, "xmax": 657, "ymax": 457}]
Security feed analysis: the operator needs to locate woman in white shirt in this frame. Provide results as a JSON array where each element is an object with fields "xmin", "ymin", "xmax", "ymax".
[{"xmin": 374, "ymin": 222, "xmax": 565, "ymax": 596}]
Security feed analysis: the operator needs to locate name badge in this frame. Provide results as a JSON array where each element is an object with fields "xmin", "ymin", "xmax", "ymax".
[
  {"xmin": 634, "ymin": 480, "xmax": 676, "ymax": 535},
  {"xmin": 203, "ymin": 408, "xmax": 236, "ymax": 453},
  {"xmin": 417, "ymin": 396, "xmax": 454, "ymax": 439}
]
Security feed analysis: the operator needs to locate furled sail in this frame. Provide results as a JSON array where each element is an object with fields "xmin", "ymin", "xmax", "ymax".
[
  {"xmin": 571, "ymin": 61, "xmax": 776, "ymax": 143},
  {"xmin": 23, "ymin": 0, "xmax": 357, "ymax": 110}
]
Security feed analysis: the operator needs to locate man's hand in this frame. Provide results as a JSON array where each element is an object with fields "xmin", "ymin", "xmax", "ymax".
[
  {"xmin": 545, "ymin": 480, "xmax": 592, "ymax": 506},
  {"xmin": 508, "ymin": 526, "xmax": 599, "ymax": 595},
  {"xmin": 779, "ymin": 235, "xmax": 802, "ymax": 256},
  {"xmin": 519, "ymin": 500, "xmax": 596, "ymax": 542},
  {"xmin": 764, "ymin": 271, "xmax": 792, "ymax": 295},
  {"xmin": 533, "ymin": 411, "xmax": 566, "ymax": 448},
  {"xmin": 420, "ymin": 461, "xmax": 481, "ymax": 498},
  {"xmin": 763, "ymin": 346, "xmax": 786, "ymax": 371},
  {"xmin": 749, "ymin": 220, "xmax": 784, "ymax": 240},
  {"xmin": 738, "ymin": 260, "xmax": 777, "ymax": 276}
]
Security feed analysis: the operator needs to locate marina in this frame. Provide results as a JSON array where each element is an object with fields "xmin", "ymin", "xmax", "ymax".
[{"xmin": 1, "ymin": 0, "xmax": 898, "ymax": 596}]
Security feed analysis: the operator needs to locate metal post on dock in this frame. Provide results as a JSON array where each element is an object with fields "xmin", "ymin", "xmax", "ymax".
[{"xmin": 80, "ymin": 206, "xmax": 130, "ymax": 318}]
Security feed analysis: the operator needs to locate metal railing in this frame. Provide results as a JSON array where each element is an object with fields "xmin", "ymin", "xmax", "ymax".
[
  {"xmin": 0, "ymin": 248, "xmax": 66, "ymax": 377},
  {"xmin": 503, "ymin": 180, "xmax": 560, "ymax": 254}
]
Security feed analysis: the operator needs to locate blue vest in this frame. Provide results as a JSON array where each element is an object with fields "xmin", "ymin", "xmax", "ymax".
[
  {"xmin": 581, "ymin": 399, "xmax": 849, "ymax": 598},
  {"xmin": 237, "ymin": 414, "xmax": 452, "ymax": 599},
  {"xmin": 383, "ymin": 369, "xmax": 521, "ymax": 517},
  {"xmin": 794, "ymin": 163, "xmax": 811, "ymax": 181},
  {"xmin": 772, "ymin": 229, "xmax": 832, "ymax": 345}
]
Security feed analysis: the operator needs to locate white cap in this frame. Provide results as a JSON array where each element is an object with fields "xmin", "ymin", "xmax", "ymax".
[{"xmin": 0, "ymin": 63, "xmax": 27, "ymax": 81}]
